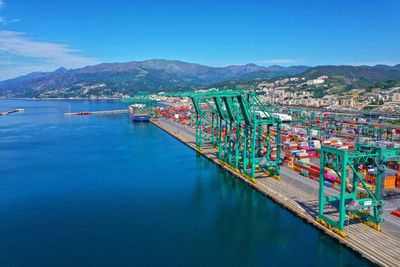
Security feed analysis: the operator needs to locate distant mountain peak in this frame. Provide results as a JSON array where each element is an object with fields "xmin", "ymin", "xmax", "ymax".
[
  {"xmin": 244, "ymin": 63, "xmax": 259, "ymax": 67},
  {"xmin": 55, "ymin": 67, "xmax": 67, "ymax": 72}
]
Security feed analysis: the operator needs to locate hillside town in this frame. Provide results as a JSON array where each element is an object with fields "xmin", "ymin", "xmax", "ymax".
[{"xmin": 256, "ymin": 76, "xmax": 400, "ymax": 112}]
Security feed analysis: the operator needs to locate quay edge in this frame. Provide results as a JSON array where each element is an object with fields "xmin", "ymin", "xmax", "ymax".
[{"xmin": 150, "ymin": 118, "xmax": 400, "ymax": 267}]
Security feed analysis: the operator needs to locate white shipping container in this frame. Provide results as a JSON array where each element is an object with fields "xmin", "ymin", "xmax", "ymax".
[{"xmin": 273, "ymin": 113, "xmax": 292, "ymax": 121}]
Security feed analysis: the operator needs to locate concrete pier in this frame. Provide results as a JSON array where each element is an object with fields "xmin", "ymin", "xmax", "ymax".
[
  {"xmin": 64, "ymin": 109, "xmax": 128, "ymax": 116},
  {"xmin": 151, "ymin": 117, "xmax": 400, "ymax": 267},
  {"xmin": 0, "ymin": 108, "xmax": 25, "ymax": 115}
]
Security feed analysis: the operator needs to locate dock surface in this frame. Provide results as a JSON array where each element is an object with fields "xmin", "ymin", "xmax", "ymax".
[{"xmin": 151, "ymin": 117, "xmax": 400, "ymax": 267}]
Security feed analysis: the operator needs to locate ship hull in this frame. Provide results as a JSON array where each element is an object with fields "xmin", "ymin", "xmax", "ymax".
[{"xmin": 132, "ymin": 115, "xmax": 150, "ymax": 122}]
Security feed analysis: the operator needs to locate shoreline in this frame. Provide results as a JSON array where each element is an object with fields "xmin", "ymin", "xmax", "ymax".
[{"xmin": 150, "ymin": 117, "xmax": 400, "ymax": 267}]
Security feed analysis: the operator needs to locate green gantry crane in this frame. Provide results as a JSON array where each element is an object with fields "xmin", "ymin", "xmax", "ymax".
[
  {"xmin": 357, "ymin": 125, "xmax": 396, "ymax": 141},
  {"xmin": 325, "ymin": 125, "xmax": 341, "ymax": 139},
  {"xmin": 319, "ymin": 143, "xmax": 400, "ymax": 231},
  {"xmin": 162, "ymin": 90, "xmax": 284, "ymax": 180}
]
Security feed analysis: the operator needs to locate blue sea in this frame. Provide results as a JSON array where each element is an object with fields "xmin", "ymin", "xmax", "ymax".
[{"xmin": 0, "ymin": 99, "xmax": 371, "ymax": 266}]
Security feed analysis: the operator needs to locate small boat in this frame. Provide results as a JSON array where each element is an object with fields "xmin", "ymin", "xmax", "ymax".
[{"xmin": 77, "ymin": 112, "xmax": 91, "ymax": 116}]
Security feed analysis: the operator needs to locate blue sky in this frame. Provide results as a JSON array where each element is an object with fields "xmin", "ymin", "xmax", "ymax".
[{"xmin": 0, "ymin": 0, "xmax": 399, "ymax": 80}]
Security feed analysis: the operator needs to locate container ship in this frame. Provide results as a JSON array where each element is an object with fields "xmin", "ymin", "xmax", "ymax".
[{"xmin": 128, "ymin": 104, "xmax": 150, "ymax": 122}]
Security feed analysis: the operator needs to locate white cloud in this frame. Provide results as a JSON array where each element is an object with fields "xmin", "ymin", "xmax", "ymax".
[
  {"xmin": 8, "ymin": 18, "xmax": 19, "ymax": 23},
  {"xmin": 0, "ymin": 0, "xmax": 20, "ymax": 24},
  {"xmin": 0, "ymin": 1, "xmax": 96, "ymax": 80},
  {"xmin": 0, "ymin": 17, "xmax": 20, "ymax": 24},
  {"xmin": 0, "ymin": 31, "xmax": 98, "ymax": 80},
  {"xmin": 255, "ymin": 59, "xmax": 296, "ymax": 65}
]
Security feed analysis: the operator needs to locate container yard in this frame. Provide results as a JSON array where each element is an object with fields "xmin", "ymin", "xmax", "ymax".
[{"xmin": 131, "ymin": 90, "xmax": 400, "ymax": 266}]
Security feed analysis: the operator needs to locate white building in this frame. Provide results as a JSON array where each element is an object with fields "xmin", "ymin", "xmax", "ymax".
[
  {"xmin": 392, "ymin": 92, "xmax": 400, "ymax": 102},
  {"xmin": 307, "ymin": 79, "xmax": 325, "ymax": 86}
]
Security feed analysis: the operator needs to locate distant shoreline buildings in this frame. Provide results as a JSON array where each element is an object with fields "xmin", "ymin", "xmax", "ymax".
[{"xmin": 256, "ymin": 76, "xmax": 400, "ymax": 113}]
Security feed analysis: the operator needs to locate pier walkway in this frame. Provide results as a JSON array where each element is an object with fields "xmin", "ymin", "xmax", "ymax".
[
  {"xmin": 0, "ymin": 108, "xmax": 25, "ymax": 115},
  {"xmin": 64, "ymin": 109, "xmax": 128, "ymax": 116},
  {"xmin": 151, "ymin": 117, "xmax": 400, "ymax": 267}
]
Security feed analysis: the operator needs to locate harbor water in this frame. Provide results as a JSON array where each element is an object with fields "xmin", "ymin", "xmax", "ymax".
[{"xmin": 0, "ymin": 99, "xmax": 372, "ymax": 266}]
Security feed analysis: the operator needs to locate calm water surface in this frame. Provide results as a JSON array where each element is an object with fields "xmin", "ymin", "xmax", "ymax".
[{"xmin": 0, "ymin": 99, "xmax": 372, "ymax": 266}]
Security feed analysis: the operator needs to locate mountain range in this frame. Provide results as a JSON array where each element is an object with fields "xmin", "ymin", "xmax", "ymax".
[
  {"xmin": 0, "ymin": 59, "xmax": 399, "ymax": 98},
  {"xmin": 296, "ymin": 64, "xmax": 400, "ymax": 87}
]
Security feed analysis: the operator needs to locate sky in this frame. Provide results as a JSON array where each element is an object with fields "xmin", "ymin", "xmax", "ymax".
[{"xmin": 0, "ymin": 0, "xmax": 399, "ymax": 80}]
